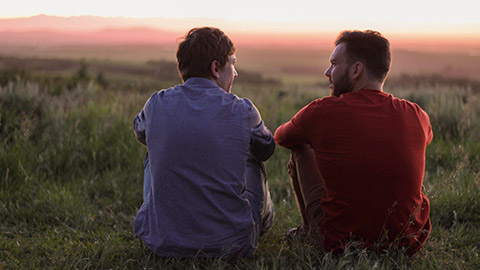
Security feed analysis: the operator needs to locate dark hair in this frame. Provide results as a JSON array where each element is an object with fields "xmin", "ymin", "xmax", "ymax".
[
  {"xmin": 176, "ymin": 27, "xmax": 235, "ymax": 81},
  {"xmin": 335, "ymin": 30, "xmax": 391, "ymax": 81}
]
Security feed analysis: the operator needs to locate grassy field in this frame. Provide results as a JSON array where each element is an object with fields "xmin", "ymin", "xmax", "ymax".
[
  {"xmin": 1, "ymin": 56, "xmax": 480, "ymax": 269},
  {"xmin": 2, "ymin": 44, "xmax": 480, "ymax": 82}
]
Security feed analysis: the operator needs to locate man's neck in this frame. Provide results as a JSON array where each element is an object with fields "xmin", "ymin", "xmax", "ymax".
[{"xmin": 352, "ymin": 80, "xmax": 384, "ymax": 93}]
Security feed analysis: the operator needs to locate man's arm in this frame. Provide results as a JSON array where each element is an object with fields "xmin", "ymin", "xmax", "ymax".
[
  {"xmin": 133, "ymin": 94, "xmax": 155, "ymax": 146},
  {"xmin": 133, "ymin": 110, "xmax": 147, "ymax": 146},
  {"xmin": 414, "ymin": 103, "xmax": 434, "ymax": 145},
  {"xmin": 274, "ymin": 102, "xmax": 313, "ymax": 149},
  {"xmin": 247, "ymin": 99, "xmax": 275, "ymax": 162}
]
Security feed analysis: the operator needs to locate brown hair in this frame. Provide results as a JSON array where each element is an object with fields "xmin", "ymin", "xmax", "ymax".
[
  {"xmin": 335, "ymin": 30, "xmax": 391, "ymax": 81},
  {"xmin": 176, "ymin": 27, "xmax": 235, "ymax": 81}
]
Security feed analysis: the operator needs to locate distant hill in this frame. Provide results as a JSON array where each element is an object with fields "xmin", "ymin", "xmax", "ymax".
[
  {"xmin": 0, "ymin": 14, "xmax": 334, "ymax": 47},
  {"xmin": 0, "ymin": 14, "xmax": 203, "ymax": 32},
  {"xmin": 0, "ymin": 15, "xmax": 184, "ymax": 45},
  {"xmin": 0, "ymin": 14, "xmax": 478, "ymax": 51},
  {"xmin": 0, "ymin": 27, "xmax": 180, "ymax": 45}
]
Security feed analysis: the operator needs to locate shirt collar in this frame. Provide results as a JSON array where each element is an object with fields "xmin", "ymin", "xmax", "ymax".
[
  {"xmin": 358, "ymin": 89, "xmax": 383, "ymax": 93},
  {"xmin": 184, "ymin": 77, "xmax": 219, "ymax": 89}
]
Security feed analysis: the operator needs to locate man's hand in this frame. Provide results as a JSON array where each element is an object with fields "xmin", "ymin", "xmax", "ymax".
[{"xmin": 287, "ymin": 154, "xmax": 297, "ymax": 181}]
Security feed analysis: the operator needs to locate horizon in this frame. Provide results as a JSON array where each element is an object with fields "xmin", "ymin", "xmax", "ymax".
[
  {"xmin": 2, "ymin": 0, "xmax": 480, "ymax": 39},
  {"xmin": 2, "ymin": 0, "xmax": 480, "ymax": 32},
  {"xmin": 1, "ymin": 7, "xmax": 480, "ymax": 82},
  {"xmin": 2, "ymin": 12, "xmax": 480, "ymax": 36},
  {"xmin": 1, "ymin": 14, "xmax": 479, "ymax": 53}
]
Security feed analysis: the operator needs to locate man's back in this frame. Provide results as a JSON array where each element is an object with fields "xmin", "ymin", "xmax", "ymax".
[
  {"xmin": 134, "ymin": 78, "xmax": 273, "ymax": 256},
  {"xmin": 275, "ymin": 89, "xmax": 432, "ymax": 254}
]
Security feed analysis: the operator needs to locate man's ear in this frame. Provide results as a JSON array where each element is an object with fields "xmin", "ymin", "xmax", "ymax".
[
  {"xmin": 350, "ymin": 62, "xmax": 364, "ymax": 80},
  {"xmin": 210, "ymin": 60, "xmax": 220, "ymax": 79}
]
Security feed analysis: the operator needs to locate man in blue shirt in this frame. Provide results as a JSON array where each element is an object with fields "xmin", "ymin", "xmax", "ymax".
[{"xmin": 133, "ymin": 27, "xmax": 275, "ymax": 259}]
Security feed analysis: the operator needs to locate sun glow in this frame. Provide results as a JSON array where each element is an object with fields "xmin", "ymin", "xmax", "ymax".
[
  {"xmin": 1, "ymin": 0, "xmax": 479, "ymax": 53},
  {"xmin": 2, "ymin": 0, "xmax": 480, "ymax": 35}
]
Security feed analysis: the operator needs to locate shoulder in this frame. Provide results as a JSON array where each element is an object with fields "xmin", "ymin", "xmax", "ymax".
[
  {"xmin": 238, "ymin": 97, "xmax": 260, "ymax": 119},
  {"xmin": 224, "ymin": 94, "xmax": 256, "ymax": 112},
  {"xmin": 388, "ymin": 94, "xmax": 432, "ymax": 132},
  {"xmin": 143, "ymin": 86, "xmax": 178, "ymax": 111},
  {"xmin": 392, "ymin": 95, "xmax": 429, "ymax": 117},
  {"xmin": 149, "ymin": 85, "xmax": 180, "ymax": 101},
  {"xmin": 233, "ymin": 97, "xmax": 263, "ymax": 124},
  {"xmin": 239, "ymin": 96, "xmax": 255, "ymax": 109},
  {"xmin": 148, "ymin": 87, "xmax": 170, "ymax": 99},
  {"xmin": 311, "ymin": 96, "xmax": 339, "ymax": 107},
  {"xmin": 289, "ymin": 97, "xmax": 336, "ymax": 125},
  {"xmin": 300, "ymin": 96, "xmax": 341, "ymax": 114}
]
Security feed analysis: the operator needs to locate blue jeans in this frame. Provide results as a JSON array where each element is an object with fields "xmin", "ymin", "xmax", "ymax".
[
  {"xmin": 142, "ymin": 153, "xmax": 274, "ymax": 258},
  {"xmin": 236, "ymin": 156, "xmax": 274, "ymax": 257}
]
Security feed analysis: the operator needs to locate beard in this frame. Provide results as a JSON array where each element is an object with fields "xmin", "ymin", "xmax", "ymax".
[{"xmin": 332, "ymin": 68, "xmax": 354, "ymax": 97}]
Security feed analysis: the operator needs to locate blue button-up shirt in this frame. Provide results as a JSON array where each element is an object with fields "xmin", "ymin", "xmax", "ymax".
[{"xmin": 133, "ymin": 78, "xmax": 275, "ymax": 257}]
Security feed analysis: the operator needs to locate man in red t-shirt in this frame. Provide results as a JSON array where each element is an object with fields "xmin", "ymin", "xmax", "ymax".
[{"xmin": 274, "ymin": 30, "xmax": 432, "ymax": 256}]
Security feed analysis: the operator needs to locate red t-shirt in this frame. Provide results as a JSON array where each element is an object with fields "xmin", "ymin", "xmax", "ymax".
[{"xmin": 275, "ymin": 89, "xmax": 433, "ymax": 255}]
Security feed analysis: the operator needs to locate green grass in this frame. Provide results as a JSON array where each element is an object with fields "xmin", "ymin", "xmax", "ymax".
[{"xmin": 1, "ymin": 61, "xmax": 480, "ymax": 269}]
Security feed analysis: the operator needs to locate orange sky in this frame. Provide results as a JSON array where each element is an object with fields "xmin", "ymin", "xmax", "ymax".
[
  {"xmin": 1, "ymin": 0, "xmax": 479, "ymax": 52},
  {"xmin": 2, "ymin": 0, "xmax": 480, "ymax": 34}
]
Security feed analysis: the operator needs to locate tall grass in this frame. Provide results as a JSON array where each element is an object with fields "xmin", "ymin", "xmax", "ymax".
[{"xmin": 1, "ymin": 70, "xmax": 479, "ymax": 269}]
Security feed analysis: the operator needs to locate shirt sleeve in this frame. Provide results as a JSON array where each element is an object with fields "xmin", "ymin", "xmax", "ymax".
[
  {"xmin": 414, "ymin": 104, "xmax": 433, "ymax": 145},
  {"xmin": 274, "ymin": 101, "xmax": 314, "ymax": 149},
  {"xmin": 423, "ymin": 111, "xmax": 433, "ymax": 145},
  {"xmin": 246, "ymin": 99, "xmax": 275, "ymax": 162},
  {"xmin": 133, "ymin": 93, "xmax": 155, "ymax": 146}
]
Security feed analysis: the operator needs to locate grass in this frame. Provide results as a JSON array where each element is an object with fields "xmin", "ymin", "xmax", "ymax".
[{"xmin": 1, "ymin": 59, "xmax": 480, "ymax": 269}]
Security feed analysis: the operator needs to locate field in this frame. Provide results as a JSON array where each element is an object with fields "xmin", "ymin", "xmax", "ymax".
[{"xmin": 1, "ymin": 46, "xmax": 480, "ymax": 269}]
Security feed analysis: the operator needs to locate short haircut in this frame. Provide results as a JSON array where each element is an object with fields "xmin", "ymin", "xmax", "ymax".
[
  {"xmin": 335, "ymin": 30, "xmax": 391, "ymax": 81},
  {"xmin": 176, "ymin": 27, "xmax": 236, "ymax": 81}
]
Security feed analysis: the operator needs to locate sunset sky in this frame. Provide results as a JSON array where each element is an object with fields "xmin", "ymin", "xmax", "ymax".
[{"xmin": 2, "ymin": 0, "xmax": 480, "ymax": 37}]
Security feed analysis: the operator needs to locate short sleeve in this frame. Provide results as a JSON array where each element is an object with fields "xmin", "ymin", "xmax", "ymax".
[{"xmin": 274, "ymin": 100, "xmax": 316, "ymax": 148}]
